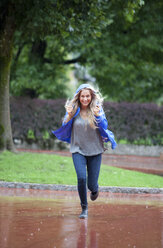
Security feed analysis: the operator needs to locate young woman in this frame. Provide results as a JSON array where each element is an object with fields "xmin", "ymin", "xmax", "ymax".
[{"xmin": 52, "ymin": 84, "xmax": 117, "ymax": 219}]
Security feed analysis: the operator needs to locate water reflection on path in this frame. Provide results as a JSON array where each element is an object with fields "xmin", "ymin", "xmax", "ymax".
[{"xmin": 0, "ymin": 188, "xmax": 163, "ymax": 248}]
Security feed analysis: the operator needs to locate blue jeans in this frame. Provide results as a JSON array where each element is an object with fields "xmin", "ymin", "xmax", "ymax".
[{"xmin": 72, "ymin": 152, "xmax": 102, "ymax": 208}]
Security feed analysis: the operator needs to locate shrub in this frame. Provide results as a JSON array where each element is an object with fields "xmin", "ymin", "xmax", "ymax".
[
  {"xmin": 10, "ymin": 97, "xmax": 163, "ymax": 146},
  {"xmin": 103, "ymin": 101, "xmax": 163, "ymax": 145},
  {"xmin": 10, "ymin": 97, "xmax": 65, "ymax": 141}
]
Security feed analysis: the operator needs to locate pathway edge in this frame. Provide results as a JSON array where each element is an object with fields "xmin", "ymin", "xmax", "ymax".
[{"xmin": 0, "ymin": 181, "xmax": 163, "ymax": 194}]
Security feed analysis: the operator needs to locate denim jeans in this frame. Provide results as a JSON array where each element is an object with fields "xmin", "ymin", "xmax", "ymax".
[{"xmin": 72, "ymin": 152, "xmax": 102, "ymax": 208}]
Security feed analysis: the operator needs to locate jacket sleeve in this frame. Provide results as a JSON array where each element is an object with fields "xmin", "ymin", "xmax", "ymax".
[
  {"xmin": 62, "ymin": 112, "xmax": 69, "ymax": 126},
  {"xmin": 62, "ymin": 107, "xmax": 80, "ymax": 126}
]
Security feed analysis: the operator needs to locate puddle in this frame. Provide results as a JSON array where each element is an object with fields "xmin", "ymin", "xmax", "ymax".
[{"xmin": 0, "ymin": 188, "xmax": 163, "ymax": 248}]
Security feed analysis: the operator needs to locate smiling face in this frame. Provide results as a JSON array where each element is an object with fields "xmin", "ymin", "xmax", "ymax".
[{"xmin": 79, "ymin": 89, "xmax": 92, "ymax": 109}]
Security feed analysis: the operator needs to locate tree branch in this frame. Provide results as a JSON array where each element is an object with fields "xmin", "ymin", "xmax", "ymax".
[
  {"xmin": 63, "ymin": 56, "xmax": 83, "ymax": 64},
  {"xmin": 43, "ymin": 55, "xmax": 86, "ymax": 65},
  {"xmin": 14, "ymin": 42, "xmax": 26, "ymax": 63}
]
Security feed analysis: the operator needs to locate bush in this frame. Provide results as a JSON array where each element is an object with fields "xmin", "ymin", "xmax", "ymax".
[
  {"xmin": 10, "ymin": 97, "xmax": 163, "ymax": 146},
  {"xmin": 10, "ymin": 97, "xmax": 65, "ymax": 143},
  {"xmin": 103, "ymin": 101, "xmax": 163, "ymax": 145}
]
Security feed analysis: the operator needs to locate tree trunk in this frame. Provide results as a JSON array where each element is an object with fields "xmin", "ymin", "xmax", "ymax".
[{"xmin": 0, "ymin": 12, "xmax": 15, "ymax": 152}]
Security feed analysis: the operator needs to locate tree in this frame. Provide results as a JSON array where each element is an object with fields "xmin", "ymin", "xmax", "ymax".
[
  {"xmin": 0, "ymin": 0, "xmax": 143, "ymax": 151},
  {"xmin": 10, "ymin": 37, "xmax": 70, "ymax": 99},
  {"xmin": 0, "ymin": 0, "xmax": 111, "ymax": 151},
  {"xmin": 76, "ymin": 0, "xmax": 163, "ymax": 103}
]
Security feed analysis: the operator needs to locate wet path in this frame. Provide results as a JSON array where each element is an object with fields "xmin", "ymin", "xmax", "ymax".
[{"xmin": 0, "ymin": 188, "xmax": 163, "ymax": 248}]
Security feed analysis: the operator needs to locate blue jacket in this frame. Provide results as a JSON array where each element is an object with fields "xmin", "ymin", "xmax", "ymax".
[{"xmin": 52, "ymin": 84, "xmax": 117, "ymax": 149}]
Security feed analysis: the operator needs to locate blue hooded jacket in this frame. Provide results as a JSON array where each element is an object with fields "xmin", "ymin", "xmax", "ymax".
[{"xmin": 52, "ymin": 84, "xmax": 117, "ymax": 149}]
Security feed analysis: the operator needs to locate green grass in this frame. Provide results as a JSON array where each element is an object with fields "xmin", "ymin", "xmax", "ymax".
[{"xmin": 0, "ymin": 151, "xmax": 162, "ymax": 188}]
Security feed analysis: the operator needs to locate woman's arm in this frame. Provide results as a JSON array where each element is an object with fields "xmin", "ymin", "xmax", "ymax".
[
  {"xmin": 62, "ymin": 113, "xmax": 73, "ymax": 125},
  {"xmin": 94, "ymin": 107, "xmax": 108, "ymax": 129},
  {"xmin": 62, "ymin": 104, "xmax": 78, "ymax": 125}
]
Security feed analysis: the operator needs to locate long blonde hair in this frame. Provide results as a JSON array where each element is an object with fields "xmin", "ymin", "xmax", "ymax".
[{"xmin": 65, "ymin": 85, "xmax": 103, "ymax": 129}]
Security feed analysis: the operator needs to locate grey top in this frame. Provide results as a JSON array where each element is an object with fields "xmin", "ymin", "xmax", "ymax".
[{"xmin": 70, "ymin": 114, "xmax": 104, "ymax": 156}]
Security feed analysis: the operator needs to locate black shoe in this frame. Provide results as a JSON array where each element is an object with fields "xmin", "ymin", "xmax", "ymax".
[
  {"xmin": 90, "ymin": 191, "xmax": 99, "ymax": 201},
  {"xmin": 79, "ymin": 208, "xmax": 88, "ymax": 219}
]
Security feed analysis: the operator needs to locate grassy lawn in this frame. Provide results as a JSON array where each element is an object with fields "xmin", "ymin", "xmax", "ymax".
[{"xmin": 0, "ymin": 151, "xmax": 162, "ymax": 188}]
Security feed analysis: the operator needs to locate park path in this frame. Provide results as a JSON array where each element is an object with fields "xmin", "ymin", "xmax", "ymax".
[
  {"xmin": 0, "ymin": 187, "xmax": 163, "ymax": 248},
  {"xmin": 1, "ymin": 149, "xmax": 162, "ymax": 247},
  {"xmin": 17, "ymin": 149, "xmax": 163, "ymax": 176}
]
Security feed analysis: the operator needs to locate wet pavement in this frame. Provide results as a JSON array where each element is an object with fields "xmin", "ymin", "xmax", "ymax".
[{"xmin": 0, "ymin": 188, "xmax": 163, "ymax": 248}]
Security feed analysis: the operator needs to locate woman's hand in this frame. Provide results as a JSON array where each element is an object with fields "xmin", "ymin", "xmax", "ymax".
[
  {"xmin": 93, "ymin": 105, "xmax": 100, "ymax": 116},
  {"xmin": 65, "ymin": 104, "xmax": 74, "ymax": 116}
]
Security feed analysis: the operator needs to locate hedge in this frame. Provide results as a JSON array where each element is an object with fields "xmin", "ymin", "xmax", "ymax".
[{"xmin": 10, "ymin": 96, "xmax": 163, "ymax": 146}]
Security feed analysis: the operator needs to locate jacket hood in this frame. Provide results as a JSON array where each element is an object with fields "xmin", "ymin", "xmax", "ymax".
[{"xmin": 75, "ymin": 84, "xmax": 96, "ymax": 95}]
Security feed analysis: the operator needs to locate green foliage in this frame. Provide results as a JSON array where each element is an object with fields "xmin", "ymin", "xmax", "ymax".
[
  {"xmin": 10, "ymin": 35, "xmax": 72, "ymax": 99},
  {"xmin": 0, "ymin": 0, "xmax": 148, "ymax": 152},
  {"xmin": 133, "ymin": 138, "xmax": 153, "ymax": 146},
  {"xmin": 10, "ymin": 54, "xmax": 69, "ymax": 99},
  {"xmin": 74, "ymin": 0, "xmax": 163, "ymax": 103},
  {"xmin": 8, "ymin": 0, "xmax": 115, "ymax": 99},
  {"xmin": 2, "ymin": 0, "xmax": 161, "ymax": 103},
  {"xmin": 27, "ymin": 129, "xmax": 35, "ymax": 140},
  {"xmin": 42, "ymin": 130, "xmax": 50, "ymax": 140},
  {"xmin": 1, "ymin": 0, "xmax": 110, "ymax": 39},
  {"xmin": 0, "ymin": 151, "xmax": 163, "ymax": 188},
  {"xmin": 8, "ymin": 0, "xmax": 146, "ymax": 100},
  {"xmin": 119, "ymin": 137, "xmax": 157, "ymax": 146},
  {"xmin": 118, "ymin": 139, "xmax": 129, "ymax": 145}
]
